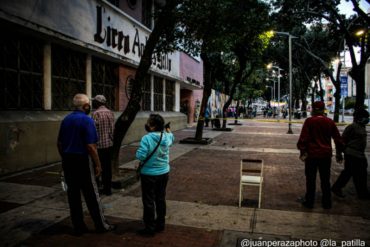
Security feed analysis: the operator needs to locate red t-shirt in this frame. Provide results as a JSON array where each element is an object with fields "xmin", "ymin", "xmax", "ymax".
[{"xmin": 297, "ymin": 115, "xmax": 344, "ymax": 158}]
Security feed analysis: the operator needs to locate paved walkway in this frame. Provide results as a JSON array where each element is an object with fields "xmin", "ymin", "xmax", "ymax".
[{"xmin": 0, "ymin": 119, "xmax": 369, "ymax": 247}]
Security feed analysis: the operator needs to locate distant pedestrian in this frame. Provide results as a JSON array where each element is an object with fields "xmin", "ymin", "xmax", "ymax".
[
  {"xmin": 92, "ymin": 95, "xmax": 115, "ymax": 196},
  {"xmin": 297, "ymin": 101, "xmax": 344, "ymax": 209},
  {"xmin": 57, "ymin": 94, "xmax": 115, "ymax": 235},
  {"xmin": 332, "ymin": 108, "xmax": 370, "ymax": 200},
  {"xmin": 136, "ymin": 114, "xmax": 174, "ymax": 236}
]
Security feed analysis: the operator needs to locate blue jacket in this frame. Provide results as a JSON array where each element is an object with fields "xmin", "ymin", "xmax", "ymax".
[{"xmin": 136, "ymin": 131, "xmax": 174, "ymax": 176}]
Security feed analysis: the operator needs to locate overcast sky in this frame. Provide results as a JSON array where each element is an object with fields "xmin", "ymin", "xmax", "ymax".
[{"xmin": 339, "ymin": 0, "xmax": 370, "ymax": 16}]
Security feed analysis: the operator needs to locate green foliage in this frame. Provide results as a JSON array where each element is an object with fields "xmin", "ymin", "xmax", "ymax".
[{"xmin": 344, "ymin": 97, "xmax": 356, "ymax": 109}]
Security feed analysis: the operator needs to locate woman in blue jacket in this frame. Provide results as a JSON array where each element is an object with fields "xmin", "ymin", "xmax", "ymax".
[{"xmin": 136, "ymin": 114, "xmax": 174, "ymax": 236}]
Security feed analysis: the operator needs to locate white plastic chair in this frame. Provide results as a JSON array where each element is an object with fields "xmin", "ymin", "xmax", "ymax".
[{"xmin": 239, "ymin": 158, "xmax": 264, "ymax": 208}]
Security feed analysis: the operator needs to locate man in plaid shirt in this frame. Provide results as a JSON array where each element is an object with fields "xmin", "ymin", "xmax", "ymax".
[{"xmin": 92, "ymin": 95, "xmax": 115, "ymax": 195}]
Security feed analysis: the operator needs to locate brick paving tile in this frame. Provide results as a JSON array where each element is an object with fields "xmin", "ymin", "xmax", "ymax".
[
  {"xmin": 128, "ymin": 148, "xmax": 370, "ymax": 218},
  {"xmin": 212, "ymin": 132, "xmax": 297, "ymax": 149},
  {"xmin": 21, "ymin": 216, "xmax": 222, "ymax": 247}
]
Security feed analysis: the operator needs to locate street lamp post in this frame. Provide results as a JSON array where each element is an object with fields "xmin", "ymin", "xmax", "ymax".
[
  {"xmin": 274, "ymin": 31, "xmax": 296, "ymax": 134},
  {"xmin": 266, "ymin": 85, "xmax": 273, "ymax": 106},
  {"xmin": 268, "ymin": 65, "xmax": 283, "ymax": 120}
]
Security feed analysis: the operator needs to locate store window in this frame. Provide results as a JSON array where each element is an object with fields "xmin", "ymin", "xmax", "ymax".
[
  {"xmin": 92, "ymin": 56, "xmax": 118, "ymax": 110},
  {"xmin": 154, "ymin": 76, "xmax": 163, "ymax": 111},
  {"xmin": 0, "ymin": 34, "xmax": 43, "ymax": 110},
  {"xmin": 165, "ymin": 79, "xmax": 174, "ymax": 111},
  {"xmin": 142, "ymin": 75, "xmax": 151, "ymax": 111},
  {"xmin": 52, "ymin": 45, "xmax": 86, "ymax": 110}
]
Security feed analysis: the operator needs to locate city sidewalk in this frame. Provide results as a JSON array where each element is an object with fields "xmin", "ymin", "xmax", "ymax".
[{"xmin": 0, "ymin": 119, "xmax": 369, "ymax": 247}]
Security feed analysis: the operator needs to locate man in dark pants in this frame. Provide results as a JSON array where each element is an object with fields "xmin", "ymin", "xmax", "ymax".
[
  {"xmin": 297, "ymin": 101, "xmax": 344, "ymax": 209},
  {"xmin": 92, "ymin": 95, "xmax": 115, "ymax": 196},
  {"xmin": 332, "ymin": 108, "xmax": 370, "ymax": 199},
  {"xmin": 57, "ymin": 94, "xmax": 115, "ymax": 235}
]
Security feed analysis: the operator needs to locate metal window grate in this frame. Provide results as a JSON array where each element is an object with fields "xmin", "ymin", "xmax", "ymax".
[
  {"xmin": 165, "ymin": 79, "xmax": 174, "ymax": 111},
  {"xmin": 0, "ymin": 34, "xmax": 43, "ymax": 110},
  {"xmin": 52, "ymin": 45, "xmax": 86, "ymax": 110},
  {"xmin": 153, "ymin": 76, "xmax": 163, "ymax": 111},
  {"xmin": 142, "ymin": 75, "xmax": 151, "ymax": 111},
  {"xmin": 92, "ymin": 56, "xmax": 118, "ymax": 110}
]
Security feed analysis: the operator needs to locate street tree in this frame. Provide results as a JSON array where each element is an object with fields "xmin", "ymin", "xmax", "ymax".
[
  {"xmin": 272, "ymin": 0, "xmax": 370, "ymax": 110},
  {"xmin": 111, "ymin": 1, "xmax": 181, "ymax": 174},
  {"xmin": 178, "ymin": 0, "xmax": 271, "ymax": 140}
]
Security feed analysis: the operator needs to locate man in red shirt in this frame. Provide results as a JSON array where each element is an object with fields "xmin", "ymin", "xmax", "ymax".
[{"xmin": 297, "ymin": 101, "xmax": 344, "ymax": 209}]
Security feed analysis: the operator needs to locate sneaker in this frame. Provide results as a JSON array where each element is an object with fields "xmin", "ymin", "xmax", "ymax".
[
  {"xmin": 96, "ymin": 224, "xmax": 116, "ymax": 233},
  {"xmin": 137, "ymin": 228, "xmax": 155, "ymax": 237},
  {"xmin": 331, "ymin": 188, "xmax": 345, "ymax": 198}
]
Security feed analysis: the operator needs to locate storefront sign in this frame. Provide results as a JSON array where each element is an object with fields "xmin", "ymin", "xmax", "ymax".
[
  {"xmin": 0, "ymin": 0, "xmax": 179, "ymax": 77},
  {"xmin": 93, "ymin": 5, "xmax": 172, "ymax": 72}
]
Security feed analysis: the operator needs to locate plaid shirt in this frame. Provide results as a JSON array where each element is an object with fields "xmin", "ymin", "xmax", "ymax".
[{"xmin": 92, "ymin": 106, "xmax": 114, "ymax": 149}]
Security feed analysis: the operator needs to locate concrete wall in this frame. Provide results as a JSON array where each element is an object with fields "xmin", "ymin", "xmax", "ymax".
[{"xmin": 0, "ymin": 111, "xmax": 186, "ymax": 176}]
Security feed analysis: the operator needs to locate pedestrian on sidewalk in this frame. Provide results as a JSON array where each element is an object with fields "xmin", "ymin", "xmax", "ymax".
[
  {"xmin": 297, "ymin": 101, "xmax": 344, "ymax": 209},
  {"xmin": 136, "ymin": 114, "xmax": 174, "ymax": 236},
  {"xmin": 92, "ymin": 95, "xmax": 115, "ymax": 196},
  {"xmin": 57, "ymin": 94, "xmax": 115, "ymax": 235},
  {"xmin": 332, "ymin": 108, "xmax": 370, "ymax": 200}
]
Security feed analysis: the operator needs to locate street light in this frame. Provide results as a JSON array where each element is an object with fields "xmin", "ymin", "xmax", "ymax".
[
  {"xmin": 266, "ymin": 85, "xmax": 273, "ymax": 106},
  {"xmin": 273, "ymin": 31, "xmax": 297, "ymax": 134},
  {"xmin": 267, "ymin": 64, "xmax": 284, "ymax": 119},
  {"xmin": 266, "ymin": 77, "xmax": 275, "ymax": 102}
]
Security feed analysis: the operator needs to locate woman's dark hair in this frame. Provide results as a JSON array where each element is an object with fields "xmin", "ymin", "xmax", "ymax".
[
  {"xmin": 353, "ymin": 108, "xmax": 369, "ymax": 120},
  {"xmin": 147, "ymin": 114, "xmax": 164, "ymax": 131}
]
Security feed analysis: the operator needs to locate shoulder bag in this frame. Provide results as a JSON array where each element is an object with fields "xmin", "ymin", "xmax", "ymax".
[{"xmin": 136, "ymin": 131, "xmax": 163, "ymax": 180}]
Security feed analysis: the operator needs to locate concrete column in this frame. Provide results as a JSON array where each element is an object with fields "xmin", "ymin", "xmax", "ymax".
[
  {"xmin": 163, "ymin": 78, "xmax": 166, "ymax": 111},
  {"xmin": 150, "ymin": 75, "xmax": 154, "ymax": 111},
  {"xmin": 175, "ymin": 81, "xmax": 180, "ymax": 112},
  {"xmin": 43, "ymin": 43, "xmax": 51, "ymax": 110},
  {"xmin": 86, "ymin": 54, "xmax": 92, "ymax": 98}
]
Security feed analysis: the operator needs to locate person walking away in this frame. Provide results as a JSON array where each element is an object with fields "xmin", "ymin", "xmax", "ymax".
[
  {"xmin": 57, "ymin": 94, "xmax": 115, "ymax": 235},
  {"xmin": 136, "ymin": 114, "xmax": 174, "ymax": 236},
  {"xmin": 297, "ymin": 101, "xmax": 344, "ymax": 209},
  {"xmin": 92, "ymin": 95, "xmax": 115, "ymax": 196},
  {"xmin": 332, "ymin": 108, "xmax": 370, "ymax": 200}
]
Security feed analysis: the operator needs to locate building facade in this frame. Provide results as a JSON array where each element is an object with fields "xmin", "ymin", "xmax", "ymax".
[{"xmin": 0, "ymin": 0, "xmax": 203, "ymax": 175}]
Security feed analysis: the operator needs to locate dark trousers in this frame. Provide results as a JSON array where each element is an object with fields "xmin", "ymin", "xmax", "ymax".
[
  {"xmin": 332, "ymin": 155, "xmax": 369, "ymax": 197},
  {"xmin": 62, "ymin": 154, "xmax": 109, "ymax": 230},
  {"xmin": 97, "ymin": 147, "xmax": 112, "ymax": 195},
  {"xmin": 305, "ymin": 157, "xmax": 332, "ymax": 207},
  {"xmin": 140, "ymin": 173, "xmax": 169, "ymax": 230}
]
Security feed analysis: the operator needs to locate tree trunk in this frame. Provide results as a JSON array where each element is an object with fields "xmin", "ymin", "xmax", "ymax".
[
  {"xmin": 318, "ymin": 76, "xmax": 324, "ymax": 102},
  {"xmin": 221, "ymin": 58, "xmax": 247, "ymax": 128},
  {"xmin": 195, "ymin": 51, "xmax": 213, "ymax": 140},
  {"xmin": 301, "ymin": 94, "xmax": 307, "ymax": 118},
  {"xmin": 311, "ymin": 81, "xmax": 316, "ymax": 107},
  {"xmin": 234, "ymin": 100, "xmax": 240, "ymax": 124},
  {"xmin": 350, "ymin": 65, "xmax": 365, "ymax": 109},
  {"xmin": 111, "ymin": 1, "xmax": 177, "ymax": 175}
]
